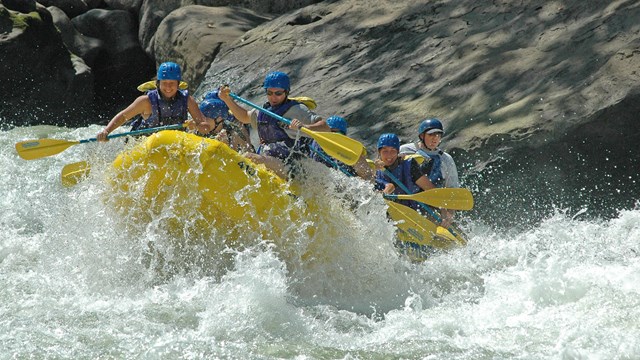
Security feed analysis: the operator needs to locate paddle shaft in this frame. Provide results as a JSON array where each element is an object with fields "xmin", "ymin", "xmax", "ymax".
[
  {"xmin": 230, "ymin": 93, "xmax": 293, "ymax": 125},
  {"xmin": 84, "ymin": 123, "xmax": 185, "ymax": 143}
]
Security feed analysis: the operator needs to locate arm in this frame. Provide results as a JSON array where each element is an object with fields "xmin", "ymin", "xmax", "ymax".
[
  {"xmin": 302, "ymin": 118, "xmax": 330, "ymax": 132},
  {"xmin": 411, "ymin": 159, "xmax": 435, "ymax": 191},
  {"xmin": 187, "ymin": 96, "xmax": 206, "ymax": 125},
  {"xmin": 440, "ymin": 209, "xmax": 455, "ymax": 228},
  {"xmin": 97, "ymin": 95, "xmax": 151, "ymax": 141},
  {"xmin": 218, "ymin": 86, "xmax": 250, "ymax": 124},
  {"xmin": 187, "ymin": 96, "xmax": 212, "ymax": 134},
  {"xmin": 440, "ymin": 153, "xmax": 459, "ymax": 227},
  {"xmin": 353, "ymin": 153, "xmax": 374, "ymax": 181},
  {"xmin": 374, "ymin": 169, "xmax": 394, "ymax": 192},
  {"xmin": 441, "ymin": 152, "xmax": 460, "ymax": 188},
  {"xmin": 415, "ymin": 175, "xmax": 436, "ymax": 191},
  {"xmin": 284, "ymin": 105, "xmax": 330, "ymax": 133}
]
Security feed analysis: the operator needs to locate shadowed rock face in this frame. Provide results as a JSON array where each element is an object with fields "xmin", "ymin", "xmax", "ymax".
[
  {"xmin": 200, "ymin": 0, "xmax": 640, "ymax": 226},
  {"xmin": 72, "ymin": 8, "xmax": 155, "ymax": 117},
  {"xmin": 0, "ymin": 4, "xmax": 94, "ymax": 127},
  {"xmin": 153, "ymin": 5, "xmax": 272, "ymax": 90}
]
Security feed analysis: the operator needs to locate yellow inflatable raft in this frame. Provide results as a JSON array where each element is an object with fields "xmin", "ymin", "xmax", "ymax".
[{"xmin": 107, "ymin": 130, "xmax": 464, "ymax": 261}]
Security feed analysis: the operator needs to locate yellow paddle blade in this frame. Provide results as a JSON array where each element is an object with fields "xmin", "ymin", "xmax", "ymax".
[
  {"xmin": 301, "ymin": 128, "xmax": 364, "ymax": 166},
  {"xmin": 394, "ymin": 188, "xmax": 474, "ymax": 210},
  {"xmin": 385, "ymin": 200, "xmax": 441, "ymax": 247},
  {"xmin": 386, "ymin": 200, "xmax": 466, "ymax": 250},
  {"xmin": 61, "ymin": 161, "xmax": 91, "ymax": 187},
  {"xmin": 15, "ymin": 138, "xmax": 80, "ymax": 160},
  {"xmin": 437, "ymin": 225, "xmax": 468, "ymax": 246}
]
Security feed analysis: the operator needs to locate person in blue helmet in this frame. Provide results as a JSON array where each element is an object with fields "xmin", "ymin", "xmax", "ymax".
[
  {"xmin": 97, "ymin": 62, "xmax": 209, "ymax": 141},
  {"xmin": 374, "ymin": 133, "xmax": 436, "ymax": 211},
  {"xmin": 218, "ymin": 71, "xmax": 330, "ymax": 178},
  {"xmin": 305, "ymin": 115, "xmax": 373, "ymax": 180},
  {"xmin": 198, "ymin": 94, "xmax": 253, "ymax": 152},
  {"xmin": 399, "ymin": 118, "xmax": 460, "ymax": 227}
]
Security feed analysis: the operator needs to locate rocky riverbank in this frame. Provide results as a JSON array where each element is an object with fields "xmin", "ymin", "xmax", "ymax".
[{"xmin": 2, "ymin": 0, "xmax": 638, "ymax": 226}]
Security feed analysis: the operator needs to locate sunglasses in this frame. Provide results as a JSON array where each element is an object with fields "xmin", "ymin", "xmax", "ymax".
[{"xmin": 266, "ymin": 90, "xmax": 286, "ymax": 96}]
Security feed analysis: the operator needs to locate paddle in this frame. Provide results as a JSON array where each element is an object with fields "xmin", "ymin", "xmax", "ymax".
[
  {"xmin": 229, "ymin": 93, "xmax": 364, "ymax": 166},
  {"xmin": 16, "ymin": 123, "xmax": 186, "ymax": 160},
  {"xmin": 383, "ymin": 169, "xmax": 469, "ymax": 242},
  {"xmin": 383, "ymin": 188, "xmax": 474, "ymax": 210},
  {"xmin": 386, "ymin": 200, "xmax": 437, "ymax": 243},
  {"xmin": 386, "ymin": 200, "xmax": 462, "ymax": 248},
  {"xmin": 61, "ymin": 161, "xmax": 90, "ymax": 187}
]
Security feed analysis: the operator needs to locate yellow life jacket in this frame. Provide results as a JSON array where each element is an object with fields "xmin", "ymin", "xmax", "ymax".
[
  {"xmin": 288, "ymin": 96, "xmax": 317, "ymax": 110},
  {"xmin": 137, "ymin": 80, "xmax": 189, "ymax": 92},
  {"xmin": 403, "ymin": 153, "xmax": 427, "ymax": 164}
]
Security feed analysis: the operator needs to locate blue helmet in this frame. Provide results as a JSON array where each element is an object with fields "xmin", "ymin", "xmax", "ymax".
[
  {"xmin": 377, "ymin": 133, "xmax": 400, "ymax": 150},
  {"xmin": 203, "ymin": 88, "xmax": 220, "ymax": 101},
  {"xmin": 157, "ymin": 62, "xmax": 182, "ymax": 81},
  {"xmin": 199, "ymin": 99, "xmax": 233, "ymax": 121},
  {"xmin": 326, "ymin": 116, "xmax": 348, "ymax": 135},
  {"xmin": 263, "ymin": 71, "xmax": 290, "ymax": 91},
  {"xmin": 418, "ymin": 118, "xmax": 444, "ymax": 137}
]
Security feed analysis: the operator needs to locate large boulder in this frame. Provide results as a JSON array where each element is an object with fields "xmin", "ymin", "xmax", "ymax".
[
  {"xmin": 72, "ymin": 8, "xmax": 154, "ymax": 118},
  {"xmin": 153, "ymin": 5, "xmax": 271, "ymax": 90},
  {"xmin": 200, "ymin": 0, "xmax": 640, "ymax": 226},
  {"xmin": 36, "ymin": 0, "xmax": 88, "ymax": 18},
  {"xmin": 138, "ymin": 0, "xmax": 322, "ymax": 59},
  {"xmin": 48, "ymin": 6, "xmax": 104, "ymax": 68},
  {"xmin": 104, "ymin": 0, "xmax": 143, "ymax": 15},
  {"xmin": 0, "ymin": 4, "xmax": 94, "ymax": 127}
]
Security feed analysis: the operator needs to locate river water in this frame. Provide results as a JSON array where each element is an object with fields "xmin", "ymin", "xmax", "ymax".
[{"xmin": 2, "ymin": 125, "xmax": 639, "ymax": 359}]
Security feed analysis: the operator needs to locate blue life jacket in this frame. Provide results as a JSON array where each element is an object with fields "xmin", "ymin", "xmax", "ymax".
[
  {"xmin": 256, "ymin": 99, "xmax": 299, "ymax": 146},
  {"xmin": 376, "ymin": 159, "xmax": 422, "ymax": 210},
  {"xmin": 131, "ymin": 89, "xmax": 188, "ymax": 130},
  {"xmin": 417, "ymin": 149, "xmax": 444, "ymax": 187},
  {"xmin": 256, "ymin": 99, "xmax": 314, "ymax": 161}
]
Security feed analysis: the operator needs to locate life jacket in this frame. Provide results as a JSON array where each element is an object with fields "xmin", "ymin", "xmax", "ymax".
[
  {"xmin": 131, "ymin": 89, "xmax": 188, "ymax": 130},
  {"xmin": 256, "ymin": 99, "xmax": 300, "ymax": 146},
  {"xmin": 417, "ymin": 149, "xmax": 445, "ymax": 187},
  {"xmin": 377, "ymin": 159, "xmax": 422, "ymax": 210}
]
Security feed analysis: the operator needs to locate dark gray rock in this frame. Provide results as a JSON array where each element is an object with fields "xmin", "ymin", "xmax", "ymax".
[
  {"xmin": 0, "ymin": 4, "xmax": 94, "ymax": 127},
  {"xmin": 2, "ymin": 0, "xmax": 36, "ymax": 13},
  {"xmin": 37, "ymin": 0, "xmax": 88, "ymax": 18},
  {"xmin": 104, "ymin": 0, "xmax": 142, "ymax": 14},
  {"xmin": 153, "ymin": 5, "xmax": 271, "ymax": 90},
  {"xmin": 84, "ymin": 0, "xmax": 104, "ymax": 9},
  {"xmin": 72, "ymin": 8, "xmax": 154, "ymax": 116},
  {"xmin": 48, "ymin": 6, "xmax": 104, "ymax": 68}
]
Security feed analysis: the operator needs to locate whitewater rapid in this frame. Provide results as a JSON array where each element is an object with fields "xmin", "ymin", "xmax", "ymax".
[{"xmin": 1, "ymin": 125, "xmax": 639, "ymax": 359}]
